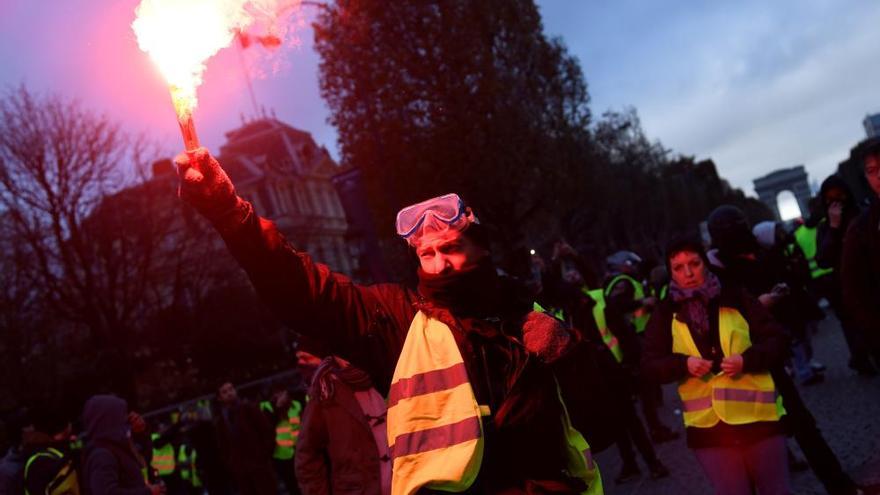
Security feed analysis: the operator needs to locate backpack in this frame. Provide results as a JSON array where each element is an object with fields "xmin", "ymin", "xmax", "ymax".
[{"xmin": 24, "ymin": 447, "xmax": 80, "ymax": 495}]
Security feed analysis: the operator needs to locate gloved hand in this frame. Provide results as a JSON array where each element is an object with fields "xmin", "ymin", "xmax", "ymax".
[
  {"xmin": 521, "ymin": 311, "xmax": 572, "ymax": 363},
  {"xmin": 175, "ymin": 148, "xmax": 239, "ymax": 223}
]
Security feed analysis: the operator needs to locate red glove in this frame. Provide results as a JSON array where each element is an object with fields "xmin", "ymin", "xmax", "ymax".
[
  {"xmin": 521, "ymin": 311, "xmax": 572, "ymax": 363},
  {"xmin": 175, "ymin": 148, "xmax": 240, "ymax": 224}
]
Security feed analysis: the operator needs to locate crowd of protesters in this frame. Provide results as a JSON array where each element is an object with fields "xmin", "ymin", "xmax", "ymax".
[{"xmin": 3, "ymin": 138, "xmax": 880, "ymax": 495}]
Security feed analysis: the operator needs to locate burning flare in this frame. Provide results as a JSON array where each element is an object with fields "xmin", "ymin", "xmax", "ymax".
[{"xmin": 132, "ymin": 0, "xmax": 300, "ymax": 150}]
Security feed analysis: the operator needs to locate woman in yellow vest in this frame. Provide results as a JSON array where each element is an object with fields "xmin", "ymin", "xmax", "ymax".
[{"xmin": 642, "ymin": 237, "xmax": 791, "ymax": 495}]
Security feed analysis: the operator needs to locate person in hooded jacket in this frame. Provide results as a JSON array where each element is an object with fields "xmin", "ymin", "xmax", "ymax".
[
  {"xmin": 81, "ymin": 395, "xmax": 164, "ymax": 495},
  {"xmin": 842, "ymin": 138, "xmax": 880, "ymax": 356},
  {"xmin": 815, "ymin": 174, "xmax": 877, "ymax": 374},
  {"xmin": 173, "ymin": 148, "xmax": 603, "ymax": 494},
  {"xmin": 295, "ymin": 355, "xmax": 391, "ymax": 495},
  {"xmin": 706, "ymin": 206, "xmax": 864, "ymax": 495}
]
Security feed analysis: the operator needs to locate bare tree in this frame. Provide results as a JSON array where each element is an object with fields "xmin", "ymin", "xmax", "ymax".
[{"xmin": 0, "ymin": 86, "xmax": 208, "ymax": 399}]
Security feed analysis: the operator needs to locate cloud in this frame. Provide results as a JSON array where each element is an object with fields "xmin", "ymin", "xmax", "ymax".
[
  {"xmin": 637, "ymin": 3, "xmax": 880, "ymax": 191},
  {"xmin": 540, "ymin": 0, "xmax": 880, "ymax": 194}
]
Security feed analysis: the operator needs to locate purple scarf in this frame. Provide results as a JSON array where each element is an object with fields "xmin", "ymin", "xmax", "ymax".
[{"xmin": 669, "ymin": 271, "xmax": 722, "ymax": 336}]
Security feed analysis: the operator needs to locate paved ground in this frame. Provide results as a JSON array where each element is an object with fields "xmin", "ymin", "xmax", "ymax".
[{"xmin": 595, "ymin": 314, "xmax": 880, "ymax": 494}]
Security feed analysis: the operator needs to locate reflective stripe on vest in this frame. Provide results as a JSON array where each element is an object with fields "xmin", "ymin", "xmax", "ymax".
[
  {"xmin": 794, "ymin": 224, "xmax": 834, "ymax": 279},
  {"xmin": 387, "ymin": 311, "xmax": 604, "ymax": 495},
  {"xmin": 604, "ymin": 274, "xmax": 649, "ymax": 333},
  {"xmin": 151, "ymin": 437, "xmax": 176, "ymax": 476},
  {"xmin": 583, "ymin": 288, "xmax": 623, "ymax": 364},
  {"xmin": 24, "ymin": 447, "xmax": 80, "ymax": 495},
  {"xmin": 671, "ymin": 307, "xmax": 785, "ymax": 428},
  {"xmin": 555, "ymin": 379, "xmax": 604, "ymax": 495},
  {"xmin": 387, "ymin": 312, "xmax": 484, "ymax": 495}
]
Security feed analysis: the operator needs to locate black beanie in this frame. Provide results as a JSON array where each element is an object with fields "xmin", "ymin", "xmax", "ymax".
[
  {"xmin": 707, "ymin": 205, "xmax": 759, "ymax": 256},
  {"xmin": 462, "ymin": 222, "xmax": 490, "ymax": 251}
]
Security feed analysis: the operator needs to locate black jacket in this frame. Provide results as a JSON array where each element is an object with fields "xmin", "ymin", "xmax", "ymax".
[
  {"xmin": 641, "ymin": 286, "xmax": 788, "ymax": 448},
  {"xmin": 842, "ymin": 199, "xmax": 880, "ymax": 346},
  {"xmin": 213, "ymin": 200, "xmax": 591, "ymax": 493},
  {"xmin": 816, "ymin": 176, "xmax": 861, "ymax": 274},
  {"xmin": 81, "ymin": 395, "xmax": 150, "ymax": 495}
]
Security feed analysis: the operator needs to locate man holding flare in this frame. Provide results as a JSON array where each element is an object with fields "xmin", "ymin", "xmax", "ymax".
[{"xmin": 174, "ymin": 148, "xmax": 604, "ymax": 495}]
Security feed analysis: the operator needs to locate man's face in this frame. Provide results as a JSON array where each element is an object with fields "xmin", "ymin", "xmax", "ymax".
[
  {"xmin": 218, "ymin": 382, "xmax": 237, "ymax": 404},
  {"xmin": 560, "ymin": 259, "xmax": 584, "ymax": 286},
  {"xmin": 415, "ymin": 229, "xmax": 488, "ymax": 275},
  {"xmin": 865, "ymin": 154, "xmax": 880, "ymax": 197}
]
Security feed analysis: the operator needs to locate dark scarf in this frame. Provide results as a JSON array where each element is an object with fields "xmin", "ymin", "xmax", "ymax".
[
  {"xmin": 417, "ymin": 257, "xmax": 502, "ymax": 318},
  {"xmin": 669, "ymin": 271, "xmax": 722, "ymax": 336},
  {"xmin": 311, "ymin": 356, "xmax": 375, "ymax": 402}
]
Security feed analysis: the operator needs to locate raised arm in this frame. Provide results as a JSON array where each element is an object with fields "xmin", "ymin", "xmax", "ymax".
[{"xmin": 175, "ymin": 149, "xmax": 414, "ymax": 382}]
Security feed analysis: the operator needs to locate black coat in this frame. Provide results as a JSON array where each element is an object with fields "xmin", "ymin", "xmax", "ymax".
[
  {"xmin": 842, "ymin": 199, "xmax": 880, "ymax": 347},
  {"xmin": 213, "ymin": 199, "xmax": 597, "ymax": 493}
]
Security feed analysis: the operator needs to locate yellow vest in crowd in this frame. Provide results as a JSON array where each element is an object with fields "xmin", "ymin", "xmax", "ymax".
[
  {"xmin": 793, "ymin": 223, "xmax": 834, "ymax": 279},
  {"xmin": 386, "ymin": 311, "xmax": 602, "ymax": 495},
  {"xmin": 583, "ymin": 288, "xmax": 624, "ymax": 364},
  {"xmin": 150, "ymin": 434, "xmax": 176, "ymax": 476},
  {"xmin": 604, "ymin": 274, "xmax": 650, "ymax": 333},
  {"xmin": 671, "ymin": 307, "xmax": 785, "ymax": 428}
]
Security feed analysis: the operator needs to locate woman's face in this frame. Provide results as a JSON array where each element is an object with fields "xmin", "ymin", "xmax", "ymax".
[{"xmin": 669, "ymin": 251, "xmax": 706, "ymax": 289}]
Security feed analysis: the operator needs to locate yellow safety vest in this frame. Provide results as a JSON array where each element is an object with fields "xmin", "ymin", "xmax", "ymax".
[
  {"xmin": 386, "ymin": 311, "xmax": 602, "ymax": 495},
  {"xmin": 672, "ymin": 307, "xmax": 785, "ymax": 428},
  {"xmin": 273, "ymin": 402, "xmax": 302, "ymax": 461},
  {"xmin": 605, "ymin": 274, "xmax": 650, "ymax": 333},
  {"xmin": 150, "ymin": 434, "xmax": 176, "ymax": 476},
  {"xmin": 532, "ymin": 301, "xmax": 565, "ymax": 321},
  {"xmin": 582, "ymin": 288, "xmax": 623, "ymax": 364},
  {"xmin": 793, "ymin": 223, "xmax": 834, "ymax": 279}
]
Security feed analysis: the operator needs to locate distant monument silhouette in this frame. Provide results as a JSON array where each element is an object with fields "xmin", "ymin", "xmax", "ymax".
[{"xmin": 753, "ymin": 166, "xmax": 811, "ymax": 221}]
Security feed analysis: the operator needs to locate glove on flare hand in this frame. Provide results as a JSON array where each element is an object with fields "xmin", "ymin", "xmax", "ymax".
[
  {"xmin": 521, "ymin": 311, "xmax": 573, "ymax": 363},
  {"xmin": 175, "ymin": 148, "xmax": 240, "ymax": 224}
]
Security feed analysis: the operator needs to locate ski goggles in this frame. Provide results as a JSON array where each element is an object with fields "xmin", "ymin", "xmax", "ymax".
[{"xmin": 395, "ymin": 193, "xmax": 478, "ymax": 245}]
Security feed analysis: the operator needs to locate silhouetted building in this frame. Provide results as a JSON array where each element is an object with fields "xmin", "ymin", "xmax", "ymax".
[
  {"xmin": 863, "ymin": 113, "xmax": 880, "ymax": 138},
  {"xmin": 753, "ymin": 166, "xmax": 811, "ymax": 221},
  {"xmin": 219, "ymin": 118, "xmax": 356, "ymax": 276}
]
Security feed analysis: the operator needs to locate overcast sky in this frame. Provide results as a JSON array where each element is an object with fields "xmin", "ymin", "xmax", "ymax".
[{"xmin": 1, "ymin": 0, "xmax": 877, "ymax": 197}]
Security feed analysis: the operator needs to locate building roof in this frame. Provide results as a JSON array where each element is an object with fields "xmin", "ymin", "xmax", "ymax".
[{"xmin": 218, "ymin": 117, "xmax": 338, "ymax": 184}]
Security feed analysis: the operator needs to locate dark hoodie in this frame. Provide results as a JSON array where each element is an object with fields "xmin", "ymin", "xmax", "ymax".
[
  {"xmin": 81, "ymin": 395, "xmax": 150, "ymax": 495},
  {"xmin": 815, "ymin": 175, "xmax": 860, "ymax": 272}
]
